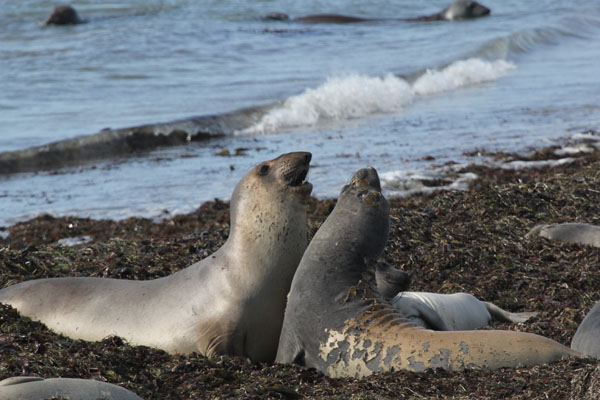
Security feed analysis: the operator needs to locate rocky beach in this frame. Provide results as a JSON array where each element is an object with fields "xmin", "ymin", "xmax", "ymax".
[{"xmin": 1, "ymin": 141, "xmax": 599, "ymax": 399}]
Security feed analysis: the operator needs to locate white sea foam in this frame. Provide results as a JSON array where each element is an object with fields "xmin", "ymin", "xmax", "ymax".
[
  {"xmin": 412, "ymin": 59, "xmax": 516, "ymax": 95},
  {"xmin": 379, "ymin": 168, "xmax": 478, "ymax": 198},
  {"xmin": 241, "ymin": 58, "xmax": 516, "ymax": 134}
]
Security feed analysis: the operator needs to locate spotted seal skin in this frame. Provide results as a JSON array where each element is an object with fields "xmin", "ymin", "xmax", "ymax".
[
  {"xmin": 572, "ymin": 299, "xmax": 600, "ymax": 358},
  {"xmin": 526, "ymin": 223, "xmax": 600, "ymax": 248},
  {"xmin": 0, "ymin": 377, "xmax": 142, "ymax": 400},
  {"xmin": 264, "ymin": 0, "xmax": 490, "ymax": 24},
  {"xmin": 276, "ymin": 167, "xmax": 581, "ymax": 378},
  {"xmin": 44, "ymin": 5, "xmax": 87, "ymax": 26},
  {"xmin": 0, "ymin": 152, "xmax": 312, "ymax": 363}
]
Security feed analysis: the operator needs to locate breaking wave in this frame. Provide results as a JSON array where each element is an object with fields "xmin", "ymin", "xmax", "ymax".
[{"xmin": 242, "ymin": 58, "xmax": 516, "ymax": 134}]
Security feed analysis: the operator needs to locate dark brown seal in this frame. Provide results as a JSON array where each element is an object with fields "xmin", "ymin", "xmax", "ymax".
[{"xmin": 45, "ymin": 5, "xmax": 87, "ymax": 26}]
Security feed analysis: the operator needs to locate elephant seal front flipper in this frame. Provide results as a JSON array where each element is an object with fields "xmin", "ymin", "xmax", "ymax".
[
  {"xmin": 276, "ymin": 167, "xmax": 580, "ymax": 378},
  {"xmin": 572, "ymin": 299, "xmax": 600, "ymax": 358},
  {"xmin": 0, "ymin": 377, "xmax": 142, "ymax": 400},
  {"xmin": 0, "ymin": 152, "xmax": 312, "ymax": 363}
]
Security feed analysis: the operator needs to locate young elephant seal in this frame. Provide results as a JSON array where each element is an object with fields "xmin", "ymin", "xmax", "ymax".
[
  {"xmin": 0, "ymin": 152, "xmax": 312, "ymax": 362},
  {"xmin": 276, "ymin": 167, "xmax": 580, "ymax": 378},
  {"xmin": 526, "ymin": 223, "xmax": 600, "ymax": 248},
  {"xmin": 572, "ymin": 299, "xmax": 600, "ymax": 358},
  {"xmin": 0, "ymin": 377, "xmax": 142, "ymax": 400},
  {"xmin": 374, "ymin": 263, "xmax": 538, "ymax": 330},
  {"xmin": 390, "ymin": 292, "xmax": 538, "ymax": 331}
]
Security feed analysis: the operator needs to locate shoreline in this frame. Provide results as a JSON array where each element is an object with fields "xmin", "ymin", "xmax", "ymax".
[{"xmin": 1, "ymin": 143, "xmax": 599, "ymax": 398}]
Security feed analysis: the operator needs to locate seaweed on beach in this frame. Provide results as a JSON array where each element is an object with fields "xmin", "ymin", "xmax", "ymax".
[{"xmin": 1, "ymin": 146, "xmax": 599, "ymax": 399}]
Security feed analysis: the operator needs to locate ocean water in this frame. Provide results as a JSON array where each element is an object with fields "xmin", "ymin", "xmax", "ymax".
[{"xmin": 1, "ymin": 0, "xmax": 599, "ymax": 227}]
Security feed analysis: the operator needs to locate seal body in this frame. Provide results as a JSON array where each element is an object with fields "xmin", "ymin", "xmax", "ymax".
[
  {"xmin": 276, "ymin": 167, "xmax": 580, "ymax": 378},
  {"xmin": 264, "ymin": 1, "xmax": 490, "ymax": 24},
  {"xmin": 0, "ymin": 152, "xmax": 312, "ymax": 362},
  {"xmin": 527, "ymin": 223, "xmax": 600, "ymax": 248},
  {"xmin": 0, "ymin": 377, "xmax": 142, "ymax": 400},
  {"xmin": 391, "ymin": 292, "xmax": 538, "ymax": 330},
  {"xmin": 437, "ymin": 0, "xmax": 490, "ymax": 21},
  {"xmin": 45, "ymin": 5, "xmax": 87, "ymax": 25},
  {"xmin": 572, "ymin": 299, "xmax": 600, "ymax": 358}
]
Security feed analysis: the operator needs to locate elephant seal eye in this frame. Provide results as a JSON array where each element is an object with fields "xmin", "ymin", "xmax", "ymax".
[{"xmin": 259, "ymin": 164, "xmax": 270, "ymax": 175}]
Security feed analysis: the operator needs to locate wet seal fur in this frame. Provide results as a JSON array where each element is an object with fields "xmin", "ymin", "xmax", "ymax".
[
  {"xmin": 0, "ymin": 377, "xmax": 142, "ymax": 400},
  {"xmin": 374, "ymin": 263, "xmax": 538, "ymax": 330},
  {"xmin": 276, "ymin": 167, "xmax": 581, "ymax": 378},
  {"xmin": 0, "ymin": 152, "xmax": 312, "ymax": 363},
  {"xmin": 44, "ymin": 5, "xmax": 87, "ymax": 26},
  {"xmin": 527, "ymin": 223, "xmax": 600, "ymax": 248},
  {"xmin": 572, "ymin": 299, "xmax": 600, "ymax": 358},
  {"xmin": 265, "ymin": 0, "xmax": 490, "ymax": 24}
]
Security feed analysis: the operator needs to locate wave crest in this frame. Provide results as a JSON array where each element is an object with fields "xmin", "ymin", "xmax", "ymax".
[{"xmin": 242, "ymin": 58, "xmax": 516, "ymax": 134}]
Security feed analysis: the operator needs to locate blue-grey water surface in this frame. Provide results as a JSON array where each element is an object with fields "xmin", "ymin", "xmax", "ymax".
[{"xmin": 1, "ymin": 0, "xmax": 599, "ymax": 226}]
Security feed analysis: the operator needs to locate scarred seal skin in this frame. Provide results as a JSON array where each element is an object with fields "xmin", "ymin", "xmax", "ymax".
[
  {"xmin": 0, "ymin": 152, "xmax": 312, "ymax": 363},
  {"xmin": 572, "ymin": 299, "xmax": 600, "ymax": 358},
  {"xmin": 527, "ymin": 223, "xmax": 600, "ymax": 248},
  {"xmin": 0, "ymin": 377, "xmax": 142, "ymax": 400},
  {"xmin": 276, "ymin": 167, "xmax": 581, "ymax": 378}
]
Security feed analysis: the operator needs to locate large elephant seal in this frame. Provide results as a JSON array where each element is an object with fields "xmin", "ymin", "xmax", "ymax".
[
  {"xmin": 0, "ymin": 377, "xmax": 142, "ymax": 400},
  {"xmin": 276, "ymin": 167, "xmax": 581, "ymax": 378},
  {"xmin": 44, "ymin": 5, "xmax": 87, "ymax": 26},
  {"xmin": 264, "ymin": 0, "xmax": 490, "ymax": 24},
  {"xmin": 390, "ymin": 292, "xmax": 538, "ymax": 331},
  {"xmin": 526, "ymin": 223, "xmax": 600, "ymax": 248},
  {"xmin": 572, "ymin": 299, "xmax": 600, "ymax": 358},
  {"xmin": 0, "ymin": 152, "xmax": 312, "ymax": 363}
]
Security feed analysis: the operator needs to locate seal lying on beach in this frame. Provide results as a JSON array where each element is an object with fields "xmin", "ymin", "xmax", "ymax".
[
  {"xmin": 44, "ymin": 5, "xmax": 87, "ymax": 25},
  {"xmin": 0, "ymin": 152, "xmax": 312, "ymax": 363},
  {"xmin": 374, "ymin": 262, "xmax": 538, "ymax": 330},
  {"xmin": 265, "ymin": 0, "xmax": 490, "ymax": 24},
  {"xmin": 526, "ymin": 223, "xmax": 600, "ymax": 248},
  {"xmin": 389, "ymin": 292, "xmax": 539, "ymax": 331},
  {"xmin": 276, "ymin": 167, "xmax": 581, "ymax": 378},
  {"xmin": 572, "ymin": 299, "xmax": 600, "ymax": 358},
  {"xmin": 0, "ymin": 377, "xmax": 142, "ymax": 400}
]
